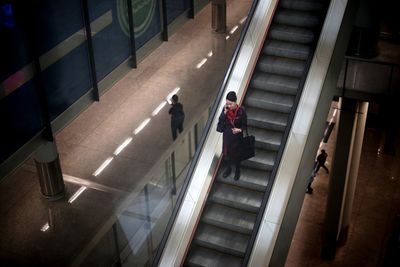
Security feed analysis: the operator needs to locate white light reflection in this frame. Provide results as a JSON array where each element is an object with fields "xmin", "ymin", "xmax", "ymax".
[
  {"xmin": 152, "ymin": 101, "xmax": 167, "ymax": 116},
  {"xmin": 113, "ymin": 137, "xmax": 133, "ymax": 155},
  {"xmin": 40, "ymin": 222, "xmax": 50, "ymax": 232},
  {"xmin": 229, "ymin": 25, "xmax": 239, "ymax": 34},
  {"xmin": 68, "ymin": 186, "xmax": 87, "ymax": 203},
  {"xmin": 166, "ymin": 87, "xmax": 181, "ymax": 104},
  {"xmin": 134, "ymin": 118, "xmax": 151, "ymax": 135},
  {"xmin": 207, "ymin": 51, "xmax": 213, "ymax": 57},
  {"xmin": 239, "ymin": 16, "xmax": 247, "ymax": 24},
  {"xmin": 196, "ymin": 58, "xmax": 207, "ymax": 69},
  {"xmin": 329, "ymin": 109, "xmax": 338, "ymax": 124},
  {"xmin": 225, "ymin": 35, "xmax": 230, "ymax": 40},
  {"xmin": 92, "ymin": 157, "xmax": 114, "ymax": 176}
]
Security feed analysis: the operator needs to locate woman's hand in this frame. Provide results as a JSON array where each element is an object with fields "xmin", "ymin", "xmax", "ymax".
[
  {"xmin": 232, "ymin": 128, "xmax": 242, "ymax": 134},
  {"xmin": 224, "ymin": 104, "xmax": 229, "ymax": 114}
]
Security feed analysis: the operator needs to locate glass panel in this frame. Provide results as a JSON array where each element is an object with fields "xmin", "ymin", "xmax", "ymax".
[
  {"xmin": 36, "ymin": 0, "xmax": 92, "ymax": 120},
  {"xmin": 79, "ymin": 226, "xmax": 118, "ymax": 267},
  {"xmin": 0, "ymin": 2, "xmax": 44, "ymax": 163},
  {"xmin": 174, "ymin": 134, "xmax": 191, "ymax": 178},
  {"xmin": 166, "ymin": 0, "xmax": 190, "ymax": 24},
  {"xmin": 0, "ymin": 81, "xmax": 44, "ymax": 164},
  {"xmin": 88, "ymin": 0, "xmax": 130, "ymax": 80},
  {"xmin": 131, "ymin": 0, "xmax": 162, "ymax": 49}
]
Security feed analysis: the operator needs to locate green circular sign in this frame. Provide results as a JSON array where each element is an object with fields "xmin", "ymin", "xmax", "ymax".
[{"xmin": 117, "ymin": 0, "xmax": 156, "ymax": 38}]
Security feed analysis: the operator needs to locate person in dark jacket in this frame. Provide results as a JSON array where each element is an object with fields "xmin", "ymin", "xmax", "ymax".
[
  {"xmin": 217, "ymin": 91, "xmax": 247, "ymax": 180},
  {"xmin": 169, "ymin": 94, "xmax": 185, "ymax": 141},
  {"xmin": 314, "ymin": 149, "xmax": 329, "ymax": 174}
]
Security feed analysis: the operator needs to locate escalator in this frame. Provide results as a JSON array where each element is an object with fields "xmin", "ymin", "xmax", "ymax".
[{"xmin": 184, "ymin": 0, "xmax": 329, "ymax": 266}]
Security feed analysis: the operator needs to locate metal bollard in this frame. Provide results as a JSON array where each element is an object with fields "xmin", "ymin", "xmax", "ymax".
[{"xmin": 34, "ymin": 142, "xmax": 65, "ymax": 201}]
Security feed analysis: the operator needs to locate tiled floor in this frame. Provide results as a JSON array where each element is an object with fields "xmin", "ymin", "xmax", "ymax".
[
  {"xmin": 0, "ymin": 1, "xmax": 252, "ymax": 266},
  {"xmin": 1, "ymin": 1, "xmax": 400, "ymax": 266},
  {"xmin": 285, "ymin": 104, "xmax": 400, "ymax": 267}
]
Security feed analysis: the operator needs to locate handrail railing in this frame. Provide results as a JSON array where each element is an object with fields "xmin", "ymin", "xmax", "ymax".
[{"xmin": 150, "ymin": 0, "xmax": 261, "ymax": 265}]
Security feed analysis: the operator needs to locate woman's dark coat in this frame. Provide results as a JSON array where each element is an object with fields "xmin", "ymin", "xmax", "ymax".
[{"xmin": 217, "ymin": 107, "xmax": 247, "ymax": 162}]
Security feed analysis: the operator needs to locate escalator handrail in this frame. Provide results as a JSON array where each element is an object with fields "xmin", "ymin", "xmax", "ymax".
[{"xmin": 151, "ymin": 1, "xmax": 261, "ymax": 265}]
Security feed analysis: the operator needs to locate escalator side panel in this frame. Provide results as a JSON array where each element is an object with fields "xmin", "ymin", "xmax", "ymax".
[{"xmin": 185, "ymin": 1, "xmax": 330, "ymax": 266}]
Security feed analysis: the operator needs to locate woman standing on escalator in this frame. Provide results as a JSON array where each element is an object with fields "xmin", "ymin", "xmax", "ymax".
[{"xmin": 217, "ymin": 91, "xmax": 247, "ymax": 180}]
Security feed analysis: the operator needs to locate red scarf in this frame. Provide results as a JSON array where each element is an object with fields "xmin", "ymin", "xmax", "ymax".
[{"xmin": 227, "ymin": 107, "xmax": 239, "ymax": 126}]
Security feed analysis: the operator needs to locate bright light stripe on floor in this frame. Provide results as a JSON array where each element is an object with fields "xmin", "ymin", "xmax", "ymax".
[
  {"xmin": 229, "ymin": 25, "xmax": 239, "ymax": 34},
  {"xmin": 329, "ymin": 109, "xmax": 338, "ymax": 124},
  {"xmin": 40, "ymin": 222, "xmax": 50, "ymax": 232},
  {"xmin": 225, "ymin": 35, "xmax": 230, "ymax": 40},
  {"xmin": 196, "ymin": 58, "xmax": 207, "ymax": 69},
  {"xmin": 152, "ymin": 101, "xmax": 167, "ymax": 116},
  {"xmin": 92, "ymin": 157, "xmax": 114, "ymax": 176},
  {"xmin": 68, "ymin": 186, "xmax": 87, "ymax": 203},
  {"xmin": 207, "ymin": 51, "xmax": 213, "ymax": 57},
  {"xmin": 113, "ymin": 137, "xmax": 133, "ymax": 155},
  {"xmin": 63, "ymin": 174, "xmax": 128, "ymax": 195},
  {"xmin": 166, "ymin": 87, "xmax": 181, "ymax": 103},
  {"xmin": 134, "ymin": 118, "xmax": 151, "ymax": 135},
  {"xmin": 239, "ymin": 16, "xmax": 247, "ymax": 24}
]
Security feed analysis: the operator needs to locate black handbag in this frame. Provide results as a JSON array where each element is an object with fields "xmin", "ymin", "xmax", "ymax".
[{"xmin": 239, "ymin": 129, "xmax": 255, "ymax": 161}]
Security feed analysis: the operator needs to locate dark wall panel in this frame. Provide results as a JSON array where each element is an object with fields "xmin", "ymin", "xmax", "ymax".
[
  {"xmin": 0, "ymin": 81, "xmax": 44, "ymax": 163},
  {"xmin": 88, "ymin": 0, "xmax": 130, "ymax": 80},
  {"xmin": 36, "ymin": 0, "xmax": 92, "ymax": 120},
  {"xmin": 166, "ymin": 0, "xmax": 190, "ymax": 24}
]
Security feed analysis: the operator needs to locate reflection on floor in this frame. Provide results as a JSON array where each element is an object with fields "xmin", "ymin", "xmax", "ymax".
[
  {"xmin": 0, "ymin": 1, "xmax": 252, "ymax": 266},
  {"xmin": 286, "ymin": 104, "xmax": 400, "ymax": 267}
]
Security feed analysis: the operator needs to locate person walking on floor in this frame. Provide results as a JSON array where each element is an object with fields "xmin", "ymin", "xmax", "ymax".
[
  {"xmin": 314, "ymin": 149, "xmax": 329, "ymax": 174},
  {"xmin": 168, "ymin": 94, "xmax": 185, "ymax": 141},
  {"xmin": 217, "ymin": 91, "xmax": 247, "ymax": 180}
]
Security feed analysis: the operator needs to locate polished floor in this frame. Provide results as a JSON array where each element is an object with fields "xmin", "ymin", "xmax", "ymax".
[
  {"xmin": 0, "ymin": 1, "xmax": 252, "ymax": 266},
  {"xmin": 1, "ymin": 1, "xmax": 400, "ymax": 266},
  {"xmin": 285, "ymin": 105, "xmax": 400, "ymax": 267}
]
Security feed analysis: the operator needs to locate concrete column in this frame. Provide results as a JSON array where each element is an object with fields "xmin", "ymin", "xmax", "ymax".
[
  {"xmin": 338, "ymin": 101, "xmax": 368, "ymax": 245},
  {"xmin": 211, "ymin": 0, "xmax": 226, "ymax": 33},
  {"xmin": 321, "ymin": 98, "xmax": 357, "ymax": 260},
  {"xmin": 34, "ymin": 141, "xmax": 65, "ymax": 201}
]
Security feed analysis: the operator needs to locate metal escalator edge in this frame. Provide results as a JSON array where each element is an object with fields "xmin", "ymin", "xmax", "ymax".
[
  {"xmin": 248, "ymin": 0, "xmax": 356, "ymax": 266},
  {"xmin": 155, "ymin": 0, "xmax": 351, "ymax": 266}
]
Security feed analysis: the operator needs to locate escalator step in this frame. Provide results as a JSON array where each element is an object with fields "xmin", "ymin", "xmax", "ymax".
[
  {"xmin": 216, "ymin": 166, "xmax": 270, "ymax": 192},
  {"xmin": 186, "ymin": 246, "xmax": 242, "ymax": 267},
  {"xmin": 243, "ymin": 148, "xmax": 277, "ymax": 171},
  {"xmin": 280, "ymin": 0, "xmax": 324, "ymax": 12},
  {"xmin": 248, "ymin": 126, "xmax": 283, "ymax": 151},
  {"xmin": 274, "ymin": 9, "xmax": 320, "ymax": 28},
  {"xmin": 194, "ymin": 224, "xmax": 250, "ymax": 257},
  {"xmin": 263, "ymin": 40, "xmax": 311, "ymax": 60},
  {"xmin": 269, "ymin": 24, "xmax": 315, "ymax": 44},
  {"xmin": 202, "ymin": 203, "xmax": 257, "ymax": 234},
  {"xmin": 258, "ymin": 56, "xmax": 306, "ymax": 78},
  {"xmin": 246, "ymin": 107, "xmax": 289, "ymax": 131},
  {"xmin": 250, "ymin": 73, "xmax": 299, "ymax": 95},
  {"xmin": 209, "ymin": 183, "xmax": 263, "ymax": 213},
  {"xmin": 245, "ymin": 90, "xmax": 294, "ymax": 113}
]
